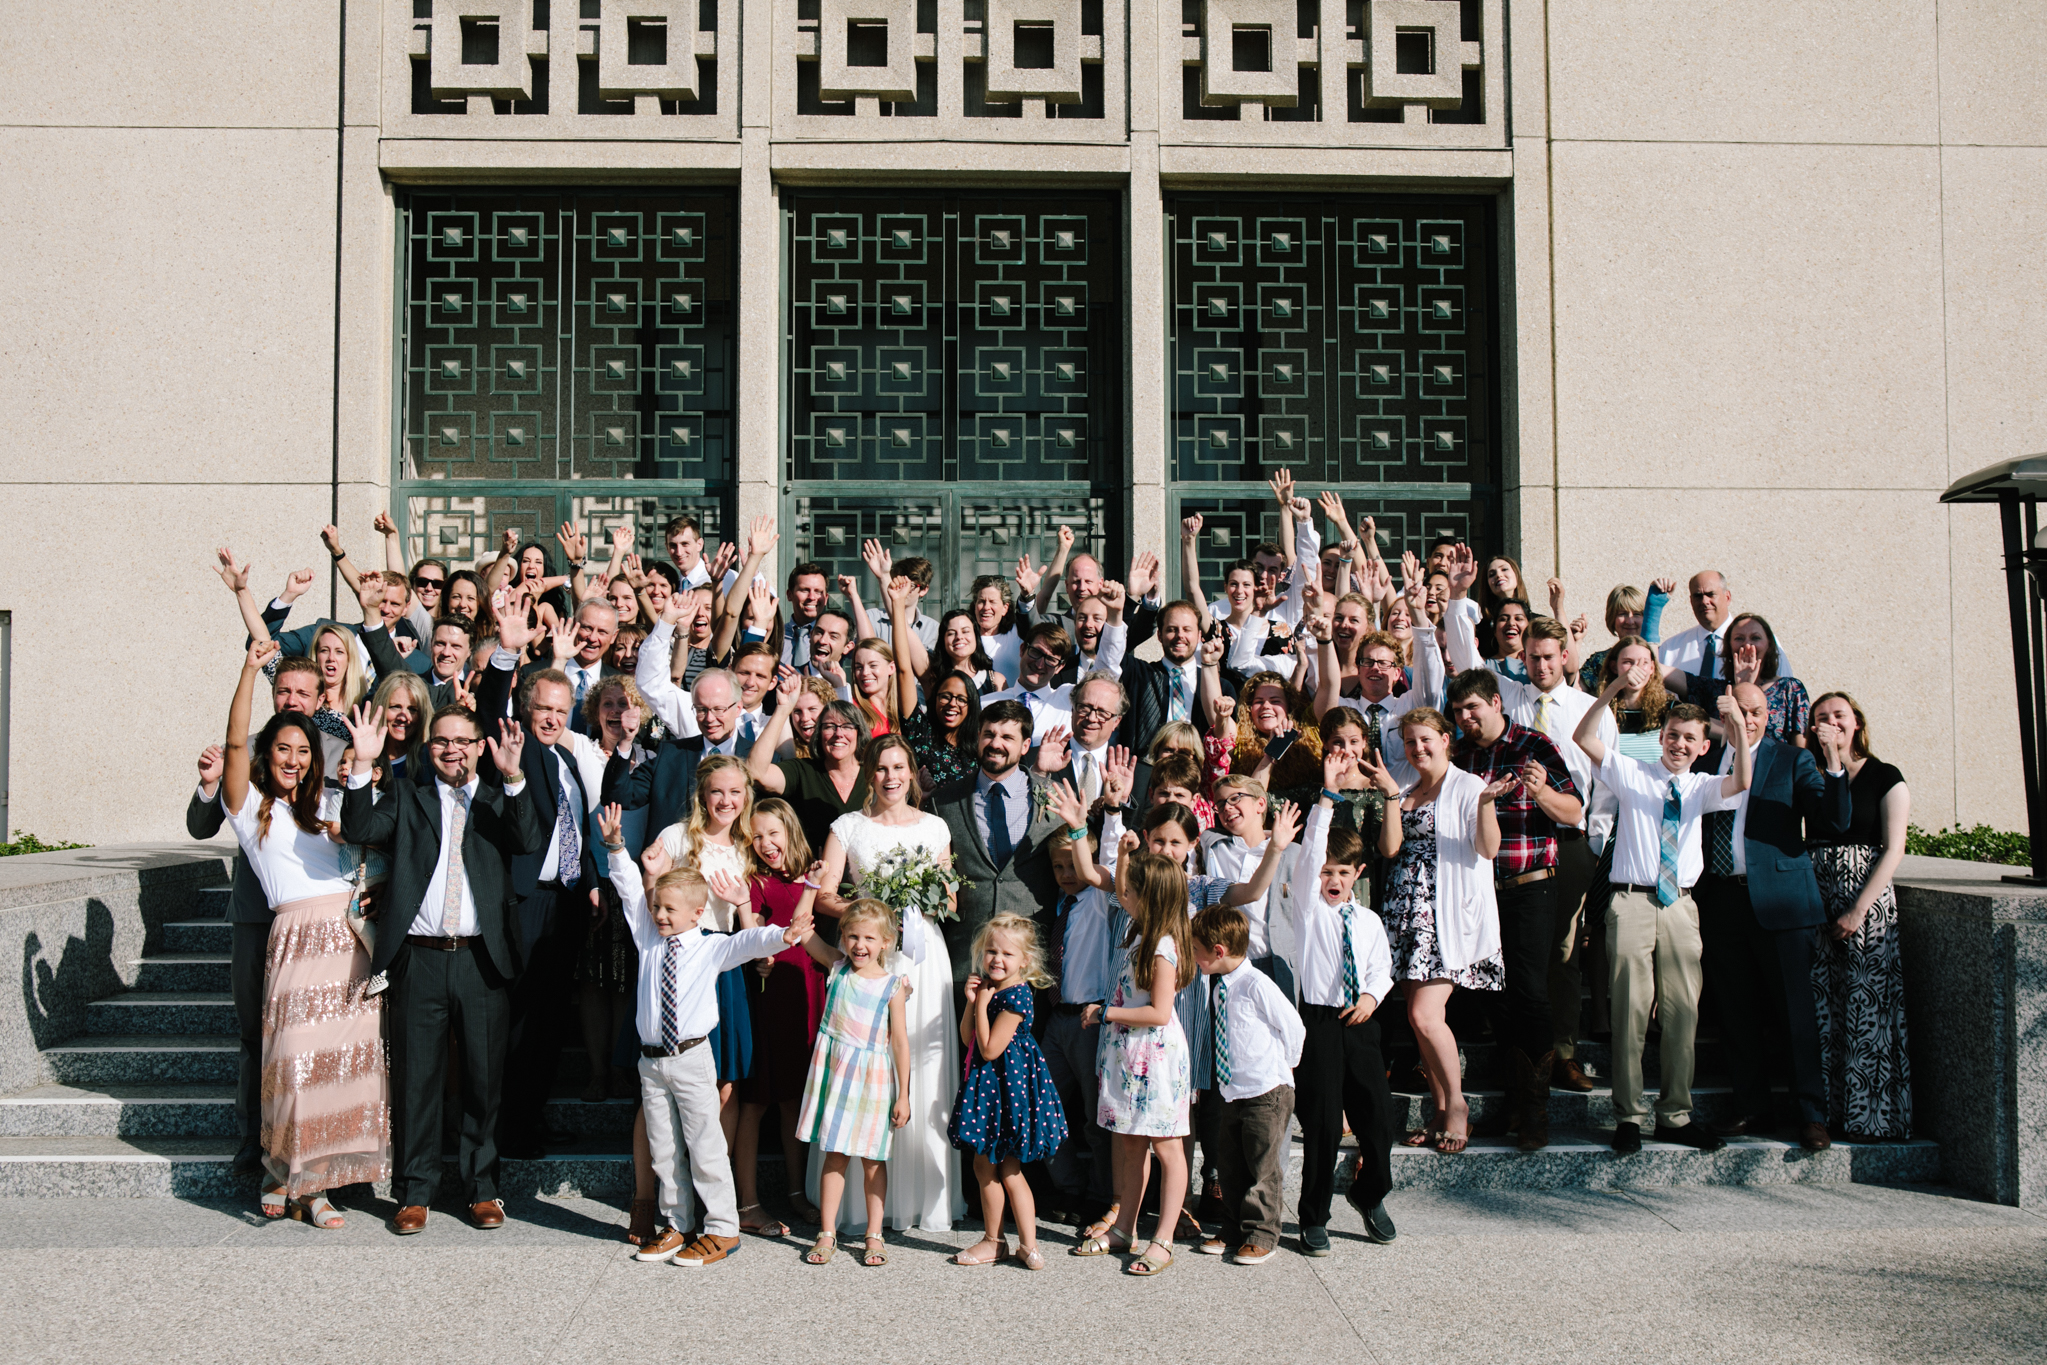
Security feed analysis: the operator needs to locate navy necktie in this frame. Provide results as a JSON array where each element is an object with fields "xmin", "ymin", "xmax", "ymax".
[{"xmin": 986, "ymin": 782, "xmax": 1015, "ymax": 870}]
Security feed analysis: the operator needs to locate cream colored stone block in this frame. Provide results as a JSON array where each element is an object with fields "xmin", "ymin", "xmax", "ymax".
[
  {"xmin": 429, "ymin": 0, "xmax": 545, "ymax": 100},
  {"xmin": 337, "ymin": 126, "xmax": 395, "ymax": 492},
  {"xmin": 1938, "ymin": 0, "xmax": 2047, "ymax": 147},
  {"xmin": 1546, "ymin": 0, "xmax": 1939, "ymax": 145},
  {"xmin": 0, "ymin": 481, "xmax": 389, "ymax": 847},
  {"xmin": 1200, "ymin": 0, "xmax": 1300, "ymax": 107},
  {"xmin": 1550, "ymin": 141, "xmax": 1946, "ymax": 491},
  {"xmin": 1362, "ymin": 0, "xmax": 1479, "ymax": 110},
  {"xmin": 818, "ymin": 0, "xmax": 919, "ymax": 102},
  {"xmin": 598, "ymin": 0, "xmax": 701, "ymax": 101},
  {"xmin": 1941, "ymin": 147, "xmax": 2047, "ymax": 479},
  {"xmin": 985, "ymin": 0, "xmax": 1084, "ymax": 104},
  {"xmin": 1558, "ymin": 486, "xmax": 1966, "ymax": 824},
  {"xmin": 0, "ymin": 0, "xmax": 339, "ymax": 128},
  {"xmin": 0, "ymin": 127, "xmax": 341, "ymax": 485}
]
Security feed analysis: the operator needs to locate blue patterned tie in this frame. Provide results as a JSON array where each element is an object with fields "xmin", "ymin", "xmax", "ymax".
[
  {"xmin": 986, "ymin": 781, "xmax": 1014, "ymax": 870},
  {"xmin": 1212, "ymin": 972, "xmax": 1231, "ymax": 1089},
  {"xmin": 1656, "ymin": 779, "xmax": 1682, "ymax": 906},
  {"xmin": 659, "ymin": 935, "xmax": 680, "ymax": 1051},
  {"xmin": 555, "ymin": 772, "xmax": 581, "ymax": 888},
  {"xmin": 1338, "ymin": 900, "xmax": 1361, "ymax": 1004}
]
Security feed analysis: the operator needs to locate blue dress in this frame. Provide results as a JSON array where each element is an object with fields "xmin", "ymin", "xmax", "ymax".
[{"xmin": 948, "ymin": 985, "xmax": 1069, "ymax": 1164}]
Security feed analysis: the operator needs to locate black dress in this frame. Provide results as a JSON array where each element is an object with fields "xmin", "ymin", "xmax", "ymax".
[{"xmin": 1809, "ymin": 760, "xmax": 1911, "ymax": 1138}]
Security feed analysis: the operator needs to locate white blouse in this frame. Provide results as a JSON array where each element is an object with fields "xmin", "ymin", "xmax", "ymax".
[{"xmin": 225, "ymin": 785, "xmax": 352, "ymax": 909}]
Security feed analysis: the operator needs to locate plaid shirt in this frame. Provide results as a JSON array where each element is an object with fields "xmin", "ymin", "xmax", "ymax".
[{"xmin": 1454, "ymin": 720, "xmax": 1579, "ymax": 878}]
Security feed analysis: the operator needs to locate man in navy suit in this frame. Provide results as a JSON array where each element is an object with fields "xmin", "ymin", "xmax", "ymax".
[{"xmin": 1694, "ymin": 683, "xmax": 1853, "ymax": 1149}]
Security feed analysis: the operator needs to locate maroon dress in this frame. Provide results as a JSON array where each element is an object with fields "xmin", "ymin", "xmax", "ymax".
[{"xmin": 739, "ymin": 872, "xmax": 832, "ymax": 1106}]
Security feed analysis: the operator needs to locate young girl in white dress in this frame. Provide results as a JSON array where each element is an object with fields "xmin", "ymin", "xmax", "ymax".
[{"xmin": 808, "ymin": 733, "xmax": 963, "ymax": 1231}]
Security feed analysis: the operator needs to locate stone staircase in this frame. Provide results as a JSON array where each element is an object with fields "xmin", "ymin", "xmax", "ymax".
[{"xmin": 0, "ymin": 880, "xmax": 1941, "ymax": 1200}]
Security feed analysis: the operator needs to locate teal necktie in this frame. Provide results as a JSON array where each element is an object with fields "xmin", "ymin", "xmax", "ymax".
[
  {"xmin": 1338, "ymin": 900, "xmax": 1362, "ymax": 1004},
  {"xmin": 1656, "ymin": 780, "xmax": 1682, "ymax": 906},
  {"xmin": 1212, "ymin": 972, "xmax": 1231, "ymax": 1089}
]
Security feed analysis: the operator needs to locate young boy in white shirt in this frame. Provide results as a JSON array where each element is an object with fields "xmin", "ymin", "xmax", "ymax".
[
  {"xmin": 1191, "ymin": 905, "xmax": 1305, "ymax": 1265},
  {"xmin": 1282, "ymin": 768, "xmax": 1399, "ymax": 1254},
  {"xmin": 1573, "ymin": 671, "xmax": 1750, "ymax": 1154},
  {"xmin": 598, "ymin": 804, "xmax": 803, "ymax": 1266}
]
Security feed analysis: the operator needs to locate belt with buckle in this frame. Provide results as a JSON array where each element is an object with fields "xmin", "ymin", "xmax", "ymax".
[
  {"xmin": 1612, "ymin": 882, "xmax": 1695, "ymax": 897},
  {"xmin": 407, "ymin": 934, "xmax": 481, "ymax": 951},
  {"xmin": 1497, "ymin": 867, "xmax": 1557, "ymax": 888},
  {"xmin": 641, "ymin": 1037, "xmax": 708, "ymax": 1058}
]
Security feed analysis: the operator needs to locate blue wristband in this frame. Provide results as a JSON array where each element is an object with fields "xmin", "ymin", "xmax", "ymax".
[{"xmin": 1320, "ymin": 788, "xmax": 1345, "ymax": 804}]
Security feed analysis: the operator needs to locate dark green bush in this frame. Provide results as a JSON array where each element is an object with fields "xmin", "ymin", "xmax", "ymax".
[
  {"xmin": 1905, "ymin": 824, "xmax": 2030, "ymax": 866},
  {"xmin": 0, "ymin": 830, "xmax": 90, "ymax": 857}
]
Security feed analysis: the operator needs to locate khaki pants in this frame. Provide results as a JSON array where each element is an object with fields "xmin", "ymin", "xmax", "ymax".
[
  {"xmin": 1605, "ymin": 886, "xmax": 1704, "ymax": 1127},
  {"xmin": 640, "ymin": 1044, "xmax": 735, "ymax": 1236},
  {"xmin": 1550, "ymin": 837, "xmax": 1597, "ymax": 1059}
]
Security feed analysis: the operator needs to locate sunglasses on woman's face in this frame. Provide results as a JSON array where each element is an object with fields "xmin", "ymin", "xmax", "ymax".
[{"xmin": 412, "ymin": 576, "xmax": 444, "ymax": 592}]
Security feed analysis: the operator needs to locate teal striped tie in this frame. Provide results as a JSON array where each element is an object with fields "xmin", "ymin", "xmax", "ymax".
[
  {"xmin": 1339, "ymin": 901, "xmax": 1361, "ymax": 1004},
  {"xmin": 1656, "ymin": 779, "xmax": 1682, "ymax": 906},
  {"xmin": 1212, "ymin": 973, "xmax": 1230, "ymax": 1089}
]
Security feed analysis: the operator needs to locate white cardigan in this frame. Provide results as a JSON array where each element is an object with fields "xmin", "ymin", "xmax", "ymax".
[{"xmin": 1404, "ymin": 764, "xmax": 1500, "ymax": 975}]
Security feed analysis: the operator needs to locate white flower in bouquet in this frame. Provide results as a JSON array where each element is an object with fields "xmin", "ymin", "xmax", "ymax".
[{"xmin": 859, "ymin": 846, "xmax": 970, "ymax": 923}]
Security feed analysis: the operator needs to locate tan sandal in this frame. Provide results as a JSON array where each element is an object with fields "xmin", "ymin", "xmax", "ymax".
[
  {"xmin": 861, "ymin": 1235, "xmax": 890, "ymax": 1267},
  {"xmin": 803, "ymin": 1232, "xmax": 837, "ymax": 1265},
  {"xmin": 1080, "ymin": 1203, "xmax": 1120, "ymax": 1241},
  {"xmin": 289, "ymin": 1195, "xmax": 345, "ymax": 1230},
  {"xmin": 952, "ymin": 1236, "xmax": 1008, "ymax": 1265},
  {"xmin": 1071, "ymin": 1225, "xmax": 1133, "ymax": 1257},
  {"xmin": 1126, "ymin": 1240, "xmax": 1175, "ymax": 1276},
  {"xmin": 738, "ymin": 1203, "xmax": 791, "ymax": 1238}
]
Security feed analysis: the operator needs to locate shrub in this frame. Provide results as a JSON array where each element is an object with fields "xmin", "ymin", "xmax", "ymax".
[{"xmin": 1904, "ymin": 823, "xmax": 2030, "ymax": 867}]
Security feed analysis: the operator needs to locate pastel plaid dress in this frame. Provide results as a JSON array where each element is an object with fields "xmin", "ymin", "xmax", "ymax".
[{"xmin": 796, "ymin": 964, "xmax": 905, "ymax": 1162}]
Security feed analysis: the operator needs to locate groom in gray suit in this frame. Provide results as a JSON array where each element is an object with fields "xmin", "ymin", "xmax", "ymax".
[{"xmin": 932, "ymin": 700, "xmax": 1063, "ymax": 1004}]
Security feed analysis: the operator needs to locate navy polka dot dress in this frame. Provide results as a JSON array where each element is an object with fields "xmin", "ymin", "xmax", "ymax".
[{"xmin": 947, "ymin": 985, "xmax": 1069, "ymax": 1164}]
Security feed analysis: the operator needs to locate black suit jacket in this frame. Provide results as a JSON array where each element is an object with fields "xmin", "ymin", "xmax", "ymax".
[
  {"xmin": 933, "ymin": 773, "xmax": 1063, "ymax": 989},
  {"xmin": 186, "ymin": 790, "xmax": 271, "ymax": 925},
  {"xmin": 1703, "ymin": 736, "xmax": 1852, "ymax": 931},
  {"xmin": 339, "ymin": 773, "xmax": 546, "ymax": 978},
  {"xmin": 1117, "ymin": 654, "xmax": 1213, "ymax": 753},
  {"xmin": 604, "ymin": 733, "xmax": 704, "ymax": 842},
  {"xmin": 474, "ymin": 655, "xmax": 600, "ymax": 898}
]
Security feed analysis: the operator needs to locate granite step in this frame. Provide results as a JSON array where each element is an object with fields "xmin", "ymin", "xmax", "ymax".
[
  {"xmin": 42, "ymin": 1036, "xmax": 240, "ymax": 1086},
  {"xmin": 80, "ymin": 993, "xmax": 235, "ymax": 1036},
  {"xmin": 130, "ymin": 954, "xmax": 232, "ymax": 993},
  {"xmin": 1390, "ymin": 1083, "xmax": 1792, "ymax": 1132},
  {"xmin": 191, "ymin": 888, "xmax": 232, "ymax": 917},
  {"xmin": 160, "ymin": 919, "xmax": 233, "ymax": 955},
  {"xmin": 0, "ymin": 1083, "xmax": 643, "ymax": 1140}
]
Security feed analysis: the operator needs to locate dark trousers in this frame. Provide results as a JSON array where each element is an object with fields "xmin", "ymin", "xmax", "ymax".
[
  {"xmin": 1217, "ymin": 1084, "xmax": 1295, "ymax": 1250},
  {"xmin": 230, "ymin": 919, "xmax": 269, "ymax": 1149},
  {"xmin": 387, "ymin": 939, "xmax": 511, "ymax": 1206},
  {"xmin": 1696, "ymin": 875, "xmax": 1826, "ymax": 1124},
  {"xmin": 1487, "ymin": 875, "xmax": 1560, "ymax": 1061},
  {"xmin": 1038, "ymin": 1006, "xmax": 1114, "ymax": 1208},
  {"xmin": 1294, "ymin": 1004, "xmax": 1393, "ymax": 1227},
  {"xmin": 501, "ymin": 885, "xmax": 588, "ymax": 1145}
]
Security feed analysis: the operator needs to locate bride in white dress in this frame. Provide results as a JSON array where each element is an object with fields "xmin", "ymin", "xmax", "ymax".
[{"xmin": 806, "ymin": 733, "xmax": 964, "ymax": 1232}]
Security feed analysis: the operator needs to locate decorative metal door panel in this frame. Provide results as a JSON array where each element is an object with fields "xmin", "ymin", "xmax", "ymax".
[
  {"xmin": 1167, "ymin": 193, "xmax": 1497, "ymax": 591},
  {"xmin": 784, "ymin": 192, "xmax": 1122, "ymax": 609},
  {"xmin": 396, "ymin": 187, "xmax": 736, "ymax": 566}
]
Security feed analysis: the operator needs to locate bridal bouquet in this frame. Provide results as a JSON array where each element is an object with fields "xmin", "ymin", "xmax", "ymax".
[{"xmin": 860, "ymin": 846, "xmax": 969, "ymax": 923}]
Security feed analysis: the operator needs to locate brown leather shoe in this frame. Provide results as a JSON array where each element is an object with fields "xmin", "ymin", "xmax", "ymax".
[
  {"xmin": 471, "ymin": 1198, "xmax": 506, "ymax": 1229},
  {"xmin": 1799, "ymin": 1122, "xmax": 1832, "ymax": 1151},
  {"xmin": 672, "ymin": 1232, "xmax": 739, "ymax": 1267},
  {"xmin": 636, "ymin": 1226, "xmax": 688, "ymax": 1263},
  {"xmin": 1551, "ymin": 1055, "xmax": 1596, "ymax": 1093},
  {"xmin": 1715, "ymin": 1112, "xmax": 1773, "ymax": 1138},
  {"xmin": 392, "ymin": 1205, "xmax": 429, "ymax": 1235}
]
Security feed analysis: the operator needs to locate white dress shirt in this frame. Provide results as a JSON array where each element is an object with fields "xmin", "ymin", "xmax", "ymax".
[
  {"xmin": 982, "ymin": 628, "xmax": 1022, "ymax": 685},
  {"xmin": 1208, "ymin": 602, "xmax": 1271, "ymax": 673},
  {"xmin": 609, "ymin": 847, "xmax": 787, "ymax": 1044},
  {"xmin": 1075, "ymin": 621, "xmax": 1129, "ymax": 680},
  {"xmin": 1067, "ymin": 740, "xmax": 1111, "ymax": 805},
  {"xmin": 635, "ymin": 619, "xmax": 691, "ymax": 736},
  {"xmin": 988, "ymin": 681, "xmax": 1072, "ymax": 736},
  {"xmin": 1282, "ymin": 804, "xmax": 1396, "ymax": 1008},
  {"xmin": 1201, "ymin": 830, "xmax": 1276, "ymax": 960},
  {"xmin": 562, "ymin": 658, "xmax": 604, "ymax": 709},
  {"xmin": 537, "ymin": 745, "xmax": 582, "ymax": 885},
  {"xmin": 1053, "ymin": 885, "xmax": 1113, "ymax": 1004},
  {"xmin": 1210, "ymin": 959, "xmax": 1306, "ymax": 1102},
  {"xmin": 1599, "ymin": 748, "xmax": 1743, "ymax": 889},
  {"xmin": 1159, "ymin": 656, "xmax": 1202, "ymax": 724},
  {"xmin": 1714, "ymin": 743, "xmax": 1754, "ymax": 875}
]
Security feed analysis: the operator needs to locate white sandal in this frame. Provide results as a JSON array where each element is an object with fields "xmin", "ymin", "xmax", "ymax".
[
  {"xmin": 260, "ymin": 1188, "xmax": 288, "ymax": 1219},
  {"xmin": 290, "ymin": 1195, "xmax": 345, "ymax": 1230}
]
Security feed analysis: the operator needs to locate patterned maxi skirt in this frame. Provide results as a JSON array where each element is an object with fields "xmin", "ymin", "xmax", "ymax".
[
  {"xmin": 1810, "ymin": 845, "xmax": 1912, "ymax": 1138},
  {"xmin": 261, "ymin": 892, "xmax": 391, "ymax": 1195}
]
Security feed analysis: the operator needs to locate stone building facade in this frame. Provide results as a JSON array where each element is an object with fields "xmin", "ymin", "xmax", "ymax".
[{"xmin": 0, "ymin": 0, "xmax": 2037, "ymax": 844}]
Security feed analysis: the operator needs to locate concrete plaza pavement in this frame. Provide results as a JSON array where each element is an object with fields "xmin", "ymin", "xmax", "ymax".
[{"xmin": 1, "ymin": 1183, "xmax": 2042, "ymax": 1364}]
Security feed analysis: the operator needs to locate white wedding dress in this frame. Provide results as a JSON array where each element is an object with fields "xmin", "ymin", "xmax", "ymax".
[{"xmin": 807, "ymin": 809, "xmax": 964, "ymax": 1231}]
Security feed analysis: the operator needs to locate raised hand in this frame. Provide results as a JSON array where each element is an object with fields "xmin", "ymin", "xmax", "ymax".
[
  {"xmin": 1098, "ymin": 580, "xmax": 1127, "ymax": 614},
  {"xmin": 1400, "ymin": 550, "xmax": 1421, "ymax": 594},
  {"xmin": 1181, "ymin": 512, "xmax": 1203, "ymax": 540},
  {"xmin": 1127, "ymin": 551, "xmax": 1160, "ymax": 600},
  {"xmin": 1732, "ymin": 643, "xmax": 1763, "ymax": 686},
  {"xmin": 1478, "ymin": 773, "xmax": 1519, "ymax": 804},
  {"xmin": 746, "ymin": 576, "xmax": 774, "ymax": 625},
  {"xmin": 596, "ymin": 802, "xmax": 624, "ymax": 847},
  {"xmin": 1651, "ymin": 576, "xmax": 1677, "ymax": 597},
  {"xmin": 709, "ymin": 539, "xmax": 738, "ymax": 582},
  {"xmin": 1014, "ymin": 553, "xmax": 1041, "ymax": 599},
  {"xmin": 450, "ymin": 673, "xmax": 477, "ymax": 712},
  {"xmin": 1268, "ymin": 469, "xmax": 1295, "ymax": 508},
  {"xmin": 884, "ymin": 575, "xmax": 916, "ymax": 611},
  {"xmin": 321, "ymin": 525, "xmax": 345, "ymax": 557},
  {"xmin": 747, "ymin": 514, "xmax": 777, "ymax": 560},
  {"xmin": 1102, "ymin": 746, "xmax": 1136, "ymax": 806},
  {"xmin": 609, "ymin": 524, "xmax": 634, "ymax": 559},
  {"xmin": 548, "ymin": 620, "xmax": 576, "ymax": 665},
  {"xmin": 1569, "ymin": 613, "xmax": 1590, "ymax": 642},
  {"xmin": 197, "ymin": 744, "xmax": 225, "ymax": 789},
  {"xmin": 1316, "ymin": 489, "xmax": 1347, "ymax": 528},
  {"xmin": 355, "ymin": 573, "xmax": 386, "ymax": 619},
  {"xmin": 1268, "ymin": 799, "xmax": 1301, "ymax": 850},
  {"xmin": 343, "ymin": 703, "xmax": 388, "ymax": 762},
  {"xmin": 618, "ymin": 700, "xmax": 643, "ymax": 738},
  {"xmin": 620, "ymin": 553, "xmax": 646, "ymax": 588},
  {"xmin": 1621, "ymin": 656, "xmax": 1655, "ymax": 694},
  {"xmin": 1323, "ymin": 745, "xmax": 1355, "ymax": 789},
  {"xmin": 860, "ymin": 536, "xmax": 893, "ymax": 583},
  {"xmin": 1210, "ymin": 695, "xmax": 1235, "ymax": 729},
  {"xmin": 1447, "ymin": 543, "xmax": 1478, "ymax": 598},
  {"xmin": 486, "ymin": 723, "xmax": 524, "ymax": 779},
  {"xmin": 1360, "ymin": 514, "xmax": 1377, "ymax": 549},
  {"xmin": 1716, "ymin": 690, "xmax": 1744, "ymax": 734},
  {"xmin": 1035, "ymin": 724, "xmax": 1072, "ymax": 774},
  {"xmin": 1117, "ymin": 829, "xmax": 1141, "ymax": 860},
  {"xmin": 660, "ymin": 585, "xmax": 689, "ymax": 626},
  {"xmin": 495, "ymin": 595, "xmax": 537, "ymax": 654},
  {"xmin": 641, "ymin": 839, "xmax": 674, "ymax": 880},
  {"xmin": 280, "ymin": 567, "xmax": 315, "ymax": 603},
  {"xmin": 775, "ymin": 669, "xmax": 804, "ymax": 707},
  {"xmin": 1045, "ymin": 779, "xmax": 1089, "ymax": 831},
  {"xmin": 707, "ymin": 868, "xmax": 751, "ymax": 906},
  {"xmin": 835, "ymin": 573, "xmax": 860, "ymax": 603},
  {"xmin": 1199, "ymin": 632, "xmax": 1225, "ymax": 668},
  {"xmin": 556, "ymin": 521, "xmax": 588, "ymax": 564},
  {"xmin": 214, "ymin": 547, "xmax": 251, "ymax": 593},
  {"xmin": 1547, "ymin": 577, "xmax": 1566, "ymax": 619},
  {"xmin": 1057, "ymin": 524, "xmax": 1075, "ymax": 555},
  {"xmin": 1359, "ymin": 746, "xmax": 1401, "ymax": 796},
  {"xmin": 245, "ymin": 638, "xmax": 281, "ymax": 672},
  {"xmin": 374, "ymin": 510, "xmax": 399, "ymax": 538}
]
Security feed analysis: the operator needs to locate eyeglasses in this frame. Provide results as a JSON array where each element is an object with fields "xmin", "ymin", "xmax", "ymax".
[
  {"xmin": 1070, "ymin": 702, "xmax": 1117, "ymax": 721},
  {"xmin": 1218, "ymin": 792, "xmax": 1264, "ymax": 808},
  {"xmin": 427, "ymin": 735, "xmax": 482, "ymax": 750},
  {"xmin": 1025, "ymin": 645, "xmax": 1064, "ymax": 666},
  {"xmin": 412, "ymin": 576, "xmax": 444, "ymax": 592},
  {"xmin": 693, "ymin": 699, "xmax": 740, "ymax": 716},
  {"xmin": 818, "ymin": 721, "xmax": 860, "ymax": 735}
]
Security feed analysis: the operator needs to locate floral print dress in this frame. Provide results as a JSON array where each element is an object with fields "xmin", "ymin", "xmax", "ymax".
[{"xmin": 1096, "ymin": 937, "xmax": 1191, "ymax": 1138}]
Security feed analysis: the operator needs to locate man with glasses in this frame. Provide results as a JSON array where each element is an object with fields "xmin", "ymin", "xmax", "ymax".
[
  {"xmin": 1036, "ymin": 672, "xmax": 1125, "ymax": 809},
  {"xmin": 988, "ymin": 622, "xmax": 1076, "ymax": 738},
  {"xmin": 605, "ymin": 669, "xmax": 752, "ymax": 864},
  {"xmin": 1658, "ymin": 569, "xmax": 1796, "ymax": 685},
  {"xmin": 340, "ymin": 703, "xmax": 545, "ymax": 1233},
  {"xmin": 1317, "ymin": 628, "xmax": 1444, "ymax": 791}
]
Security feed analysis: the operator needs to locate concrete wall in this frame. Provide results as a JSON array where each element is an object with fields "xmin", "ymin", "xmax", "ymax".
[{"xmin": 0, "ymin": 0, "xmax": 2037, "ymax": 844}]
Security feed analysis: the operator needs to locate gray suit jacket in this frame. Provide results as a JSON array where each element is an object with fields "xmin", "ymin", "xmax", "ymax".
[
  {"xmin": 186, "ymin": 789, "xmax": 271, "ymax": 925},
  {"xmin": 933, "ymin": 771, "xmax": 1064, "ymax": 989}
]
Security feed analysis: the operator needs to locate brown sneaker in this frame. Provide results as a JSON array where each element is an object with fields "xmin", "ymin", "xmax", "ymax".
[
  {"xmin": 673, "ymin": 1232, "xmax": 740, "ymax": 1267},
  {"xmin": 1230, "ymin": 1243, "xmax": 1277, "ymax": 1266},
  {"xmin": 636, "ymin": 1226, "xmax": 688, "ymax": 1263}
]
